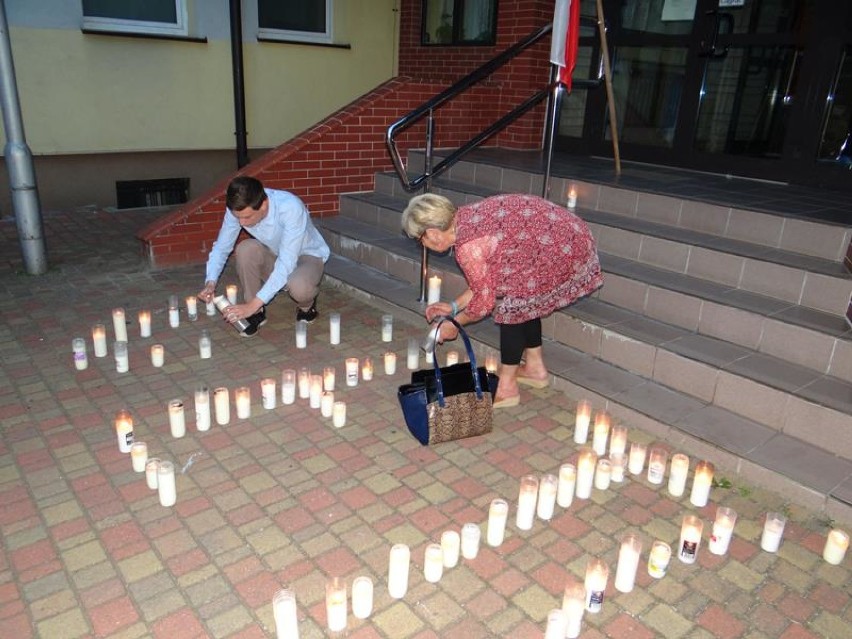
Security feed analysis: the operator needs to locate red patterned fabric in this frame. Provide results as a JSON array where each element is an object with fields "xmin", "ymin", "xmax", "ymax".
[{"xmin": 454, "ymin": 194, "xmax": 603, "ymax": 325}]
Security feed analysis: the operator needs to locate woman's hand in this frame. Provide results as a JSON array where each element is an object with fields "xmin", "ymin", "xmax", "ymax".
[
  {"xmin": 425, "ymin": 302, "xmax": 452, "ymax": 323},
  {"xmin": 437, "ymin": 321, "xmax": 459, "ymax": 343}
]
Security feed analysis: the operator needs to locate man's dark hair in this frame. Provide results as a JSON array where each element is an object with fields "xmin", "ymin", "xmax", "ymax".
[{"xmin": 226, "ymin": 176, "xmax": 267, "ymax": 211}]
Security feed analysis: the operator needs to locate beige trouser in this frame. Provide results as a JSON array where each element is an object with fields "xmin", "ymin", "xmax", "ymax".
[{"xmin": 234, "ymin": 238, "xmax": 324, "ymax": 307}]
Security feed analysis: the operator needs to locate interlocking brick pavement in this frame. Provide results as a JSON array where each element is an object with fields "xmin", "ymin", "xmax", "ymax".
[{"xmin": 0, "ymin": 209, "xmax": 851, "ymax": 638}]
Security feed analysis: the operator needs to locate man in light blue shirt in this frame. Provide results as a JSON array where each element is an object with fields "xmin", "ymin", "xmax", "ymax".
[{"xmin": 197, "ymin": 176, "xmax": 330, "ymax": 337}]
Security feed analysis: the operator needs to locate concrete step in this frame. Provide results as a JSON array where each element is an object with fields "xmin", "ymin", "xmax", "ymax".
[{"xmin": 322, "ymin": 252, "xmax": 852, "ymax": 527}]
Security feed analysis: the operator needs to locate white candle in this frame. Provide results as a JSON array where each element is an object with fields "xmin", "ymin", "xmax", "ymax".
[
  {"xmin": 709, "ymin": 506, "xmax": 737, "ymax": 556},
  {"xmin": 760, "ymin": 512, "xmax": 787, "ymax": 553},
  {"xmin": 168, "ymin": 295, "xmax": 180, "ymax": 328},
  {"xmin": 205, "ymin": 300, "xmax": 216, "ymax": 316},
  {"xmin": 544, "ymin": 609, "xmax": 568, "ymax": 639},
  {"xmin": 332, "ymin": 401, "xmax": 346, "ymax": 428},
  {"xmin": 198, "ymin": 329, "xmax": 212, "ymax": 359},
  {"xmin": 584, "ymin": 558, "xmax": 609, "ymax": 613},
  {"xmin": 647, "ymin": 540, "xmax": 671, "ymax": 578},
  {"xmin": 226, "ymin": 284, "xmax": 238, "ymax": 305},
  {"xmin": 594, "ymin": 458, "xmax": 611, "ymax": 491},
  {"xmin": 609, "ymin": 424, "xmax": 628, "ymax": 456},
  {"xmin": 384, "ymin": 351, "xmax": 397, "ymax": 375},
  {"xmin": 407, "ymin": 338, "xmax": 419, "ymax": 370},
  {"xmin": 678, "ymin": 514, "xmax": 703, "ymax": 564},
  {"xmin": 321, "ymin": 391, "xmax": 334, "ymax": 418},
  {"xmin": 610, "ymin": 453, "xmax": 626, "ymax": 483},
  {"xmin": 461, "ymin": 523, "xmax": 481, "ymax": 560},
  {"xmin": 195, "ymin": 385, "xmax": 210, "ymax": 432},
  {"xmin": 823, "ymin": 529, "xmax": 849, "ymax": 565},
  {"xmin": 441, "ymin": 530, "xmax": 460, "ymax": 568},
  {"xmin": 298, "ymin": 368, "xmax": 311, "ymax": 399},
  {"xmin": 213, "ymin": 387, "xmax": 230, "ymax": 425},
  {"xmin": 592, "ymin": 411, "xmax": 610, "ymax": 456},
  {"xmin": 295, "ymin": 320, "xmax": 307, "ymax": 349},
  {"xmin": 114, "ymin": 341, "xmax": 129, "ymax": 373},
  {"xmin": 628, "ymin": 442, "xmax": 647, "ymax": 475},
  {"xmin": 614, "ymin": 533, "xmax": 643, "ymax": 593},
  {"xmin": 261, "ymin": 378, "xmax": 276, "ymax": 409},
  {"xmin": 445, "ymin": 349, "xmax": 459, "ymax": 366},
  {"xmin": 157, "ymin": 460, "xmax": 176, "ymax": 507},
  {"xmin": 329, "ymin": 312, "xmax": 341, "ymax": 345},
  {"xmin": 235, "ymin": 387, "xmax": 251, "ymax": 419},
  {"xmin": 387, "ymin": 544, "xmax": 410, "ymax": 598},
  {"xmin": 516, "ymin": 474, "xmax": 538, "ymax": 530},
  {"xmin": 323, "ymin": 366, "xmax": 335, "ymax": 391},
  {"xmin": 647, "ymin": 447, "xmax": 668, "ymax": 485},
  {"xmin": 424, "ymin": 348, "xmax": 434, "ymax": 365},
  {"xmin": 557, "ymin": 463, "xmax": 576, "ymax": 508},
  {"xmin": 138, "ymin": 310, "xmax": 152, "ymax": 338},
  {"xmin": 487, "ymin": 498, "xmax": 509, "ymax": 547},
  {"xmin": 562, "ymin": 581, "xmax": 585, "ymax": 639},
  {"xmin": 72, "ymin": 337, "xmax": 88, "ymax": 370},
  {"xmin": 485, "ymin": 354, "xmax": 498, "ymax": 374},
  {"xmin": 668, "ymin": 454, "xmax": 690, "ymax": 497},
  {"xmin": 381, "ymin": 314, "xmax": 393, "ymax": 342},
  {"xmin": 309, "ymin": 375, "xmax": 323, "ymax": 409},
  {"xmin": 427, "ymin": 275, "xmax": 442, "ymax": 304},
  {"xmin": 345, "ymin": 357, "xmax": 359, "ymax": 386},
  {"xmin": 567, "ymin": 184, "xmax": 578, "ymax": 209},
  {"xmin": 168, "ymin": 399, "xmax": 186, "ymax": 438},
  {"xmin": 185, "ymin": 296, "xmax": 198, "ymax": 321},
  {"xmin": 145, "ymin": 458, "xmax": 160, "ymax": 490},
  {"xmin": 574, "ymin": 399, "xmax": 591, "ymax": 443},
  {"xmin": 112, "ymin": 307, "xmax": 128, "ymax": 342},
  {"xmin": 423, "ymin": 543, "xmax": 443, "ymax": 583},
  {"xmin": 537, "ymin": 474, "xmax": 558, "ymax": 521},
  {"xmin": 690, "ymin": 460, "xmax": 715, "ymax": 507},
  {"xmin": 150, "ymin": 344, "xmax": 164, "ymax": 368},
  {"xmin": 92, "ymin": 323, "xmax": 108, "ymax": 357},
  {"xmin": 272, "ymin": 588, "xmax": 300, "ymax": 639},
  {"xmin": 351, "ymin": 576, "xmax": 373, "ymax": 619},
  {"xmin": 325, "ymin": 577, "xmax": 347, "ymax": 632},
  {"xmin": 575, "ymin": 448, "xmax": 597, "ymax": 500},
  {"xmin": 361, "ymin": 357, "xmax": 373, "ymax": 381},
  {"xmin": 281, "ymin": 369, "xmax": 296, "ymax": 405},
  {"xmin": 114, "ymin": 409, "xmax": 134, "ymax": 453},
  {"xmin": 130, "ymin": 442, "xmax": 148, "ymax": 472}
]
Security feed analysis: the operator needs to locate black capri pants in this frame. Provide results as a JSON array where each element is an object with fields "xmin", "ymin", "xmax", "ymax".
[{"xmin": 499, "ymin": 318, "xmax": 542, "ymax": 365}]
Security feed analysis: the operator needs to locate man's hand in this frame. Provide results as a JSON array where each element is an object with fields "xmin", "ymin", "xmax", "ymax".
[
  {"xmin": 197, "ymin": 281, "xmax": 216, "ymax": 303},
  {"xmin": 223, "ymin": 298, "xmax": 263, "ymax": 325}
]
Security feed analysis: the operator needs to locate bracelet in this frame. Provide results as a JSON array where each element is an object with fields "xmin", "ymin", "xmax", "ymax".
[{"xmin": 450, "ymin": 301, "xmax": 459, "ymax": 317}]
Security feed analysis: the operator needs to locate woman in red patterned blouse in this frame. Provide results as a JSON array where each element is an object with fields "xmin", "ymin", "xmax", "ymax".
[{"xmin": 402, "ymin": 193, "xmax": 603, "ymax": 408}]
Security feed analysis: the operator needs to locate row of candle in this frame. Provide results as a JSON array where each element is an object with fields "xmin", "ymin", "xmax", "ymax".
[{"xmin": 114, "ymin": 411, "xmax": 177, "ymax": 507}]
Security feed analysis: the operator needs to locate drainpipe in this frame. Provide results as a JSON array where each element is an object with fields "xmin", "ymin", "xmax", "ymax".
[
  {"xmin": 0, "ymin": 0, "xmax": 46, "ymax": 274},
  {"xmin": 229, "ymin": 0, "xmax": 249, "ymax": 168}
]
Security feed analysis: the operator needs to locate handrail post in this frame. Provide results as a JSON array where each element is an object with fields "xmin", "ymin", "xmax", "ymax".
[
  {"xmin": 542, "ymin": 69, "xmax": 564, "ymax": 199},
  {"xmin": 418, "ymin": 111, "xmax": 436, "ymax": 304}
]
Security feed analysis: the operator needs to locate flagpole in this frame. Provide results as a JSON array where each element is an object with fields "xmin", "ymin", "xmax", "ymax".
[{"xmin": 596, "ymin": 0, "xmax": 621, "ymax": 175}]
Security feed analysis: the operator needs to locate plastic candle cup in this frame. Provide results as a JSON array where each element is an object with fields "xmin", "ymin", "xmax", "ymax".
[
  {"xmin": 592, "ymin": 411, "xmax": 610, "ymax": 456},
  {"xmin": 198, "ymin": 329, "xmax": 212, "ymax": 359},
  {"xmin": 168, "ymin": 295, "xmax": 180, "ymax": 328},
  {"xmin": 309, "ymin": 375, "xmax": 323, "ymax": 409},
  {"xmin": 272, "ymin": 588, "xmax": 299, "ymax": 639},
  {"xmin": 760, "ymin": 512, "xmax": 787, "ymax": 553},
  {"xmin": 557, "ymin": 463, "xmax": 577, "ymax": 508},
  {"xmin": 609, "ymin": 424, "xmax": 628, "ymax": 456},
  {"xmin": 423, "ymin": 543, "xmax": 444, "ymax": 583},
  {"xmin": 708, "ymin": 506, "xmax": 737, "ymax": 556},
  {"xmin": 138, "ymin": 310, "xmax": 152, "ymax": 338},
  {"xmin": 562, "ymin": 580, "xmax": 586, "ymax": 639},
  {"xmin": 487, "ymin": 498, "xmax": 509, "ymax": 547},
  {"xmin": 516, "ymin": 474, "xmax": 539, "ymax": 530},
  {"xmin": 536, "ymin": 473, "xmax": 558, "ymax": 521},
  {"xmin": 157, "ymin": 460, "xmax": 176, "ymax": 507},
  {"xmin": 225, "ymin": 284, "xmax": 238, "ymax": 305},
  {"xmin": 594, "ymin": 458, "xmax": 612, "ymax": 491},
  {"xmin": 668, "ymin": 453, "xmax": 690, "ymax": 497},
  {"xmin": 145, "ymin": 458, "xmax": 160, "ymax": 490},
  {"xmin": 351, "ymin": 576, "xmax": 373, "ymax": 619},
  {"xmin": 325, "ymin": 576, "xmax": 347, "ymax": 632},
  {"xmin": 150, "ymin": 343, "xmax": 164, "ymax": 368},
  {"xmin": 112, "ymin": 307, "xmax": 128, "ymax": 342},
  {"xmin": 205, "ymin": 300, "xmax": 215, "ymax": 316},
  {"xmin": 323, "ymin": 366, "xmax": 336, "ymax": 391},
  {"xmin": 485, "ymin": 354, "xmax": 498, "ymax": 373},
  {"xmin": 281, "ymin": 369, "xmax": 296, "ymax": 405},
  {"xmin": 614, "ymin": 533, "xmax": 643, "ymax": 593},
  {"xmin": 92, "ymin": 323, "xmax": 108, "ymax": 357},
  {"xmin": 72, "ymin": 337, "xmax": 88, "ymax": 370},
  {"xmin": 332, "ymin": 401, "xmax": 346, "ymax": 428},
  {"xmin": 584, "ymin": 558, "xmax": 609, "ymax": 613},
  {"xmin": 361, "ymin": 357, "xmax": 373, "ymax": 381},
  {"xmin": 678, "ymin": 514, "xmax": 704, "ymax": 564},
  {"xmin": 114, "ymin": 409, "xmax": 134, "ymax": 453},
  {"xmin": 387, "ymin": 544, "xmax": 410, "ymax": 598},
  {"xmin": 321, "ymin": 391, "xmax": 334, "ymax": 418},
  {"xmin": 575, "ymin": 447, "xmax": 597, "ymax": 500},
  {"xmin": 689, "ymin": 460, "xmax": 715, "ymax": 507},
  {"xmin": 823, "ymin": 529, "xmax": 849, "ymax": 565},
  {"xmin": 647, "ymin": 446, "xmax": 668, "ymax": 485},
  {"xmin": 567, "ymin": 184, "xmax": 578, "ymax": 209},
  {"xmin": 407, "ymin": 338, "xmax": 419, "ymax": 370},
  {"xmin": 544, "ymin": 609, "xmax": 568, "ymax": 639},
  {"xmin": 427, "ymin": 275, "xmax": 441, "ymax": 304},
  {"xmin": 345, "ymin": 357, "xmax": 359, "ymax": 386},
  {"xmin": 384, "ymin": 351, "xmax": 397, "ymax": 375},
  {"xmin": 441, "ymin": 530, "xmax": 460, "ymax": 568},
  {"xmin": 235, "ymin": 387, "xmax": 251, "ymax": 419},
  {"xmin": 610, "ymin": 453, "xmax": 626, "ymax": 483},
  {"xmin": 298, "ymin": 368, "xmax": 311, "ymax": 399},
  {"xmin": 381, "ymin": 314, "xmax": 393, "ymax": 342},
  {"xmin": 168, "ymin": 399, "xmax": 186, "ymax": 438},
  {"xmin": 574, "ymin": 399, "xmax": 592, "ymax": 443},
  {"xmin": 295, "ymin": 320, "xmax": 308, "ymax": 349},
  {"xmin": 130, "ymin": 442, "xmax": 148, "ymax": 472},
  {"xmin": 461, "ymin": 523, "xmax": 481, "ymax": 559},
  {"xmin": 195, "ymin": 385, "xmax": 211, "ymax": 432},
  {"xmin": 114, "ymin": 341, "xmax": 129, "ymax": 373},
  {"xmin": 213, "ymin": 387, "xmax": 230, "ymax": 425},
  {"xmin": 647, "ymin": 540, "xmax": 671, "ymax": 578},
  {"xmin": 329, "ymin": 312, "xmax": 341, "ymax": 345},
  {"xmin": 261, "ymin": 378, "xmax": 276, "ymax": 410},
  {"xmin": 185, "ymin": 295, "xmax": 197, "ymax": 321},
  {"xmin": 445, "ymin": 349, "xmax": 459, "ymax": 366},
  {"xmin": 628, "ymin": 441, "xmax": 647, "ymax": 475}
]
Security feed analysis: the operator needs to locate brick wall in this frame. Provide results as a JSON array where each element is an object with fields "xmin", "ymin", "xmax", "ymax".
[{"xmin": 138, "ymin": 0, "xmax": 555, "ymax": 267}]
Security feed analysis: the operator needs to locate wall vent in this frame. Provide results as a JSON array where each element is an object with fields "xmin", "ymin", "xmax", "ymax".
[{"xmin": 116, "ymin": 177, "xmax": 189, "ymax": 209}]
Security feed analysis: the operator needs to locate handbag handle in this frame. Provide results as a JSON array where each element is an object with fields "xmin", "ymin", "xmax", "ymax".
[{"xmin": 430, "ymin": 315, "xmax": 484, "ymax": 406}]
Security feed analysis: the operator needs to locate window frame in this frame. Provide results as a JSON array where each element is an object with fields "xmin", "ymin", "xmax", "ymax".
[
  {"xmin": 257, "ymin": 0, "xmax": 333, "ymax": 45},
  {"xmin": 81, "ymin": 0, "xmax": 188, "ymax": 37},
  {"xmin": 421, "ymin": 0, "xmax": 498, "ymax": 47}
]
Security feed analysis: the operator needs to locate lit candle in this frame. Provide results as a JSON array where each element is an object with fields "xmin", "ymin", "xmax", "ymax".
[
  {"xmin": 678, "ymin": 514, "xmax": 704, "ymax": 564},
  {"xmin": 150, "ymin": 343, "xmax": 164, "ymax": 368},
  {"xmin": 441, "ymin": 530, "xmax": 460, "ymax": 568},
  {"xmin": 213, "ymin": 387, "xmax": 230, "ymax": 425},
  {"xmin": 823, "ymin": 529, "xmax": 849, "ymax": 565},
  {"xmin": 168, "ymin": 399, "xmax": 186, "ymax": 438},
  {"xmin": 609, "ymin": 424, "xmax": 628, "ymax": 456},
  {"xmin": 157, "ymin": 460, "xmax": 176, "ymax": 507},
  {"xmin": 647, "ymin": 447, "xmax": 668, "ymax": 485},
  {"xmin": 628, "ymin": 442, "xmax": 647, "ymax": 475},
  {"xmin": 138, "ymin": 310, "xmax": 152, "ymax": 338},
  {"xmin": 345, "ymin": 357, "xmax": 359, "ymax": 386},
  {"xmin": 298, "ymin": 368, "xmax": 311, "ymax": 399},
  {"xmin": 487, "ymin": 498, "xmax": 509, "ymax": 547},
  {"xmin": 361, "ymin": 357, "xmax": 373, "ymax": 381},
  {"xmin": 281, "ymin": 369, "xmax": 296, "ymax": 405},
  {"xmin": 647, "ymin": 540, "xmax": 671, "ymax": 578},
  {"xmin": 112, "ymin": 307, "xmax": 128, "ymax": 342},
  {"xmin": 592, "ymin": 411, "xmax": 610, "ymax": 456},
  {"xmin": 407, "ymin": 338, "xmax": 419, "ymax": 370},
  {"xmin": 195, "ymin": 385, "xmax": 210, "ymax": 432},
  {"xmin": 322, "ymin": 366, "xmax": 335, "ymax": 391},
  {"xmin": 295, "ymin": 320, "xmax": 307, "ymax": 349},
  {"xmin": 485, "ymin": 354, "xmax": 498, "ymax": 374},
  {"xmin": 461, "ymin": 523, "xmax": 481, "ymax": 560},
  {"xmin": 329, "ymin": 312, "xmax": 341, "ymax": 345},
  {"xmin": 584, "ymin": 558, "xmax": 609, "ymax": 613},
  {"xmin": 261, "ymin": 378, "xmax": 276, "ymax": 410},
  {"xmin": 557, "ymin": 463, "xmax": 576, "ymax": 508},
  {"xmin": 185, "ymin": 295, "xmax": 197, "ymax": 321},
  {"xmin": 760, "ymin": 512, "xmax": 787, "ymax": 553},
  {"xmin": 71, "ymin": 337, "xmax": 88, "ymax": 371},
  {"xmin": 130, "ymin": 442, "xmax": 148, "ymax": 472},
  {"xmin": 325, "ymin": 576, "xmax": 347, "ymax": 632},
  {"xmin": 272, "ymin": 588, "xmax": 300, "ymax": 639},
  {"xmin": 544, "ymin": 609, "xmax": 568, "ymax": 639},
  {"xmin": 445, "ymin": 350, "xmax": 459, "ymax": 366},
  {"xmin": 516, "ymin": 474, "xmax": 539, "ymax": 531},
  {"xmin": 309, "ymin": 375, "xmax": 323, "ymax": 409},
  {"xmin": 423, "ymin": 543, "xmax": 443, "ymax": 583},
  {"xmin": 92, "ymin": 323, "xmax": 108, "ymax": 357},
  {"xmin": 381, "ymin": 314, "xmax": 393, "ymax": 342},
  {"xmin": 562, "ymin": 580, "xmax": 585, "ymax": 639},
  {"xmin": 610, "ymin": 453, "xmax": 626, "ymax": 483},
  {"xmin": 235, "ymin": 387, "xmax": 251, "ymax": 419},
  {"xmin": 383, "ymin": 351, "xmax": 397, "ymax": 375},
  {"xmin": 145, "ymin": 458, "xmax": 159, "ymax": 490},
  {"xmin": 332, "ymin": 401, "xmax": 346, "ymax": 428},
  {"xmin": 321, "ymin": 391, "xmax": 334, "ymax": 418},
  {"xmin": 387, "ymin": 544, "xmax": 410, "ymax": 599},
  {"xmin": 427, "ymin": 275, "xmax": 442, "ymax": 305},
  {"xmin": 574, "ymin": 399, "xmax": 592, "ymax": 444},
  {"xmin": 594, "ymin": 458, "xmax": 612, "ymax": 491},
  {"xmin": 614, "ymin": 533, "xmax": 643, "ymax": 593},
  {"xmin": 351, "ymin": 576, "xmax": 373, "ymax": 620},
  {"xmin": 114, "ymin": 341, "xmax": 129, "ymax": 373},
  {"xmin": 668, "ymin": 453, "xmax": 690, "ymax": 497},
  {"xmin": 114, "ymin": 409, "xmax": 134, "ymax": 453},
  {"xmin": 689, "ymin": 460, "xmax": 715, "ymax": 507},
  {"xmin": 567, "ymin": 183, "xmax": 578, "ymax": 209},
  {"xmin": 226, "ymin": 284, "xmax": 238, "ymax": 305},
  {"xmin": 537, "ymin": 473, "xmax": 558, "ymax": 521},
  {"xmin": 575, "ymin": 447, "xmax": 597, "ymax": 500},
  {"xmin": 708, "ymin": 506, "xmax": 737, "ymax": 556},
  {"xmin": 168, "ymin": 295, "xmax": 180, "ymax": 328},
  {"xmin": 198, "ymin": 329, "xmax": 212, "ymax": 359}
]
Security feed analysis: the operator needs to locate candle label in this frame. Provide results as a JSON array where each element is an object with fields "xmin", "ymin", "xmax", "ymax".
[
  {"xmin": 680, "ymin": 540, "xmax": 697, "ymax": 561},
  {"xmin": 648, "ymin": 465, "xmax": 664, "ymax": 484},
  {"xmin": 588, "ymin": 590, "xmax": 604, "ymax": 613},
  {"xmin": 648, "ymin": 557, "xmax": 669, "ymax": 578}
]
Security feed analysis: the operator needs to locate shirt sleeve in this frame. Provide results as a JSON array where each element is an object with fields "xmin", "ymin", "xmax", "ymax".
[
  {"xmin": 255, "ymin": 199, "xmax": 310, "ymax": 304},
  {"xmin": 205, "ymin": 211, "xmax": 242, "ymax": 284},
  {"xmin": 456, "ymin": 235, "xmax": 498, "ymax": 321}
]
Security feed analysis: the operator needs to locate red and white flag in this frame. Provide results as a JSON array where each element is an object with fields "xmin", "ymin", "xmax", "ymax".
[{"xmin": 550, "ymin": 0, "xmax": 580, "ymax": 90}]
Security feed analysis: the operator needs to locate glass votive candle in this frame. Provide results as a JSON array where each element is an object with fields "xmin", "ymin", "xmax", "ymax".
[
  {"xmin": 609, "ymin": 424, "xmax": 627, "ymax": 456},
  {"xmin": 114, "ymin": 341, "xmax": 129, "ymax": 373},
  {"xmin": 261, "ymin": 378, "xmax": 276, "ymax": 410},
  {"xmin": 144, "ymin": 458, "xmax": 160, "ymax": 490},
  {"xmin": 516, "ymin": 474, "xmax": 539, "ymax": 531},
  {"xmin": 345, "ymin": 357, "xmax": 359, "ymax": 386},
  {"xmin": 92, "ymin": 322, "xmax": 108, "ymax": 357},
  {"xmin": 544, "ymin": 609, "xmax": 568, "ymax": 639},
  {"xmin": 567, "ymin": 183, "xmax": 578, "ymax": 209},
  {"xmin": 678, "ymin": 514, "xmax": 704, "ymax": 564},
  {"xmin": 185, "ymin": 295, "xmax": 198, "ymax": 321},
  {"xmin": 423, "ymin": 543, "xmax": 443, "ymax": 583},
  {"xmin": 487, "ymin": 498, "xmax": 509, "ymax": 547},
  {"xmin": 130, "ymin": 442, "xmax": 148, "ymax": 472},
  {"xmin": 195, "ymin": 385, "xmax": 211, "ymax": 432},
  {"xmin": 647, "ymin": 540, "xmax": 671, "ymax": 578},
  {"xmin": 138, "ymin": 310, "xmax": 151, "ymax": 338},
  {"xmin": 226, "ymin": 284, "xmax": 238, "ymax": 305},
  {"xmin": 592, "ymin": 411, "xmax": 610, "ymax": 456},
  {"xmin": 205, "ymin": 300, "xmax": 215, "ymax": 316},
  {"xmin": 272, "ymin": 588, "xmax": 299, "ymax": 639},
  {"xmin": 562, "ymin": 580, "xmax": 586, "ymax": 639},
  {"xmin": 441, "ymin": 530, "xmax": 460, "ymax": 568},
  {"xmin": 381, "ymin": 314, "xmax": 393, "ymax": 342},
  {"xmin": 383, "ymin": 351, "xmax": 397, "ymax": 375},
  {"xmin": 323, "ymin": 366, "xmax": 335, "ymax": 391},
  {"xmin": 309, "ymin": 374, "xmax": 323, "ymax": 409},
  {"xmin": 387, "ymin": 543, "xmax": 410, "ymax": 598},
  {"xmin": 325, "ymin": 576, "xmax": 347, "ymax": 632},
  {"xmin": 321, "ymin": 391, "xmax": 334, "ymax": 418},
  {"xmin": 594, "ymin": 458, "xmax": 612, "ymax": 491},
  {"xmin": 557, "ymin": 463, "xmax": 576, "ymax": 508},
  {"xmin": 351, "ymin": 576, "xmax": 373, "ymax": 620},
  {"xmin": 823, "ymin": 529, "xmax": 849, "ymax": 565},
  {"xmin": 213, "ymin": 387, "xmax": 230, "ymax": 425},
  {"xmin": 708, "ymin": 506, "xmax": 737, "ymax": 556},
  {"xmin": 112, "ymin": 307, "xmax": 128, "ymax": 342},
  {"xmin": 329, "ymin": 312, "xmax": 341, "ymax": 345},
  {"xmin": 361, "ymin": 357, "xmax": 373, "ymax": 381},
  {"xmin": 168, "ymin": 294, "xmax": 179, "ymax": 328},
  {"xmin": 614, "ymin": 533, "xmax": 643, "ymax": 593},
  {"xmin": 445, "ymin": 349, "xmax": 459, "ymax": 366},
  {"xmin": 407, "ymin": 338, "xmax": 419, "ymax": 370},
  {"xmin": 157, "ymin": 460, "xmax": 176, "ymax": 507},
  {"xmin": 689, "ymin": 460, "xmax": 715, "ymax": 507},
  {"xmin": 198, "ymin": 329, "xmax": 212, "ymax": 359},
  {"xmin": 584, "ymin": 558, "xmax": 609, "ymax": 613},
  {"xmin": 760, "ymin": 512, "xmax": 787, "ymax": 553},
  {"xmin": 610, "ymin": 453, "xmax": 626, "ymax": 483},
  {"xmin": 295, "ymin": 320, "xmax": 308, "ymax": 349},
  {"xmin": 150, "ymin": 343, "xmax": 164, "ymax": 368},
  {"xmin": 575, "ymin": 447, "xmax": 597, "ymax": 500},
  {"xmin": 628, "ymin": 441, "xmax": 647, "ymax": 475},
  {"xmin": 427, "ymin": 274, "xmax": 441, "ymax": 304},
  {"xmin": 332, "ymin": 401, "xmax": 346, "ymax": 428},
  {"xmin": 281, "ymin": 369, "xmax": 296, "ymax": 405},
  {"xmin": 537, "ymin": 473, "xmax": 558, "ymax": 521},
  {"xmin": 235, "ymin": 386, "xmax": 251, "ymax": 419},
  {"xmin": 668, "ymin": 453, "xmax": 690, "ymax": 497},
  {"xmin": 485, "ymin": 354, "xmax": 498, "ymax": 374},
  {"xmin": 461, "ymin": 523, "xmax": 481, "ymax": 559},
  {"xmin": 298, "ymin": 367, "xmax": 311, "ymax": 399},
  {"xmin": 168, "ymin": 399, "xmax": 186, "ymax": 438},
  {"xmin": 72, "ymin": 337, "xmax": 88, "ymax": 370},
  {"xmin": 114, "ymin": 409, "xmax": 134, "ymax": 453},
  {"xmin": 647, "ymin": 446, "xmax": 668, "ymax": 485}
]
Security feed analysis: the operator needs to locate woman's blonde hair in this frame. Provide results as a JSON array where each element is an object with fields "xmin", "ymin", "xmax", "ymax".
[{"xmin": 401, "ymin": 193, "xmax": 457, "ymax": 239}]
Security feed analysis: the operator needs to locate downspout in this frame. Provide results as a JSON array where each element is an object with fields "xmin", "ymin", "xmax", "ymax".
[
  {"xmin": 0, "ymin": 0, "xmax": 46, "ymax": 274},
  {"xmin": 229, "ymin": 0, "xmax": 249, "ymax": 168}
]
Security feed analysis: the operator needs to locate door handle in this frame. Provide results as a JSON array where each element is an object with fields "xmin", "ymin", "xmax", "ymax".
[{"xmin": 699, "ymin": 10, "xmax": 734, "ymax": 59}]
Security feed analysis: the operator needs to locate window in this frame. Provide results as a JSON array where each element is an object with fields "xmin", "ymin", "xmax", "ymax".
[
  {"xmin": 82, "ymin": 0, "xmax": 187, "ymax": 37},
  {"xmin": 422, "ymin": 0, "xmax": 497, "ymax": 46},
  {"xmin": 258, "ymin": 0, "xmax": 332, "ymax": 44}
]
